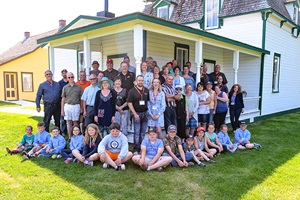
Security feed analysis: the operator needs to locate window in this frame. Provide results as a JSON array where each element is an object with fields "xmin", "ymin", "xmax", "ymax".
[
  {"xmin": 157, "ymin": 6, "xmax": 168, "ymax": 19},
  {"xmin": 174, "ymin": 43, "xmax": 189, "ymax": 68},
  {"xmin": 293, "ymin": 6, "xmax": 298, "ymax": 23},
  {"xmin": 205, "ymin": 0, "xmax": 219, "ymax": 29},
  {"xmin": 272, "ymin": 53, "xmax": 281, "ymax": 93}
]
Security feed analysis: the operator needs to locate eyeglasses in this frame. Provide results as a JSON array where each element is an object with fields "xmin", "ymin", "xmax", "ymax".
[
  {"xmin": 73, "ymin": 129, "xmax": 80, "ymax": 132},
  {"xmin": 68, "ymin": 76, "xmax": 74, "ymax": 79},
  {"xmin": 45, "ymin": 73, "xmax": 52, "ymax": 76},
  {"xmin": 90, "ymin": 78, "xmax": 96, "ymax": 81}
]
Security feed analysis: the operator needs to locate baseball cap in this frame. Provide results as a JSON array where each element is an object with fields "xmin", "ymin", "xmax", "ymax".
[
  {"xmin": 92, "ymin": 61, "xmax": 99, "ymax": 65},
  {"xmin": 167, "ymin": 125, "xmax": 177, "ymax": 132},
  {"xmin": 240, "ymin": 121, "xmax": 247, "ymax": 126},
  {"xmin": 106, "ymin": 59, "xmax": 113, "ymax": 63},
  {"xmin": 186, "ymin": 134, "xmax": 194, "ymax": 140},
  {"xmin": 197, "ymin": 127, "xmax": 205, "ymax": 132},
  {"xmin": 206, "ymin": 81, "xmax": 212, "ymax": 85},
  {"xmin": 175, "ymin": 85, "xmax": 183, "ymax": 90}
]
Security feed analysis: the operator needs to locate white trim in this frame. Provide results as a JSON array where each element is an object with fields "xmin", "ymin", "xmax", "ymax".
[
  {"xmin": 83, "ymin": 36, "xmax": 91, "ymax": 76},
  {"xmin": 134, "ymin": 24, "xmax": 143, "ymax": 77},
  {"xmin": 195, "ymin": 38, "xmax": 203, "ymax": 84},
  {"xmin": 233, "ymin": 50, "xmax": 239, "ymax": 84}
]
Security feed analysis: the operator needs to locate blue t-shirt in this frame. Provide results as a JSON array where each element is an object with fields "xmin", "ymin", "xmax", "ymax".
[{"xmin": 141, "ymin": 138, "xmax": 164, "ymax": 157}]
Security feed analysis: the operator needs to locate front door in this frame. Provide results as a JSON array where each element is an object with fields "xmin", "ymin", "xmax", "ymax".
[{"xmin": 4, "ymin": 72, "xmax": 18, "ymax": 100}]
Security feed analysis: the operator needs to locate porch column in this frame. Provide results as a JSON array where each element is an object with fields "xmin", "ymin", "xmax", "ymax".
[
  {"xmin": 49, "ymin": 45, "xmax": 55, "ymax": 78},
  {"xmin": 99, "ymin": 45, "xmax": 103, "ymax": 71},
  {"xmin": 83, "ymin": 36, "xmax": 91, "ymax": 79},
  {"xmin": 134, "ymin": 24, "xmax": 143, "ymax": 77},
  {"xmin": 195, "ymin": 38, "xmax": 203, "ymax": 84},
  {"xmin": 233, "ymin": 50, "xmax": 239, "ymax": 84}
]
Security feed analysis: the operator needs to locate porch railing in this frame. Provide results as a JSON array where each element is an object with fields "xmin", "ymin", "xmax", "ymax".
[{"xmin": 243, "ymin": 96, "xmax": 260, "ymax": 113}]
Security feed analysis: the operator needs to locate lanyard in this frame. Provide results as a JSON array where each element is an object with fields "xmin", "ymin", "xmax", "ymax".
[{"xmin": 134, "ymin": 86, "xmax": 144, "ymax": 100}]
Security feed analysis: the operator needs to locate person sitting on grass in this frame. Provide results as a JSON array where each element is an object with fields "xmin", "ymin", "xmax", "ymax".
[
  {"xmin": 39, "ymin": 126, "xmax": 66, "ymax": 158},
  {"xmin": 6, "ymin": 125, "xmax": 35, "ymax": 155},
  {"xmin": 234, "ymin": 121, "xmax": 261, "ymax": 150},
  {"xmin": 132, "ymin": 130, "xmax": 172, "ymax": 172},
  {"xmin": 217, "ymin": 124, "xmax": 238, "ymax": 153},
  {"xmin": 98, "ymin": 122, "xmax": 133, "ymax": 170},
  {"xmin": 183, "ymin": 134, "xmax": 206, "ymax": 168},
  {"xmin": 61, "ymin": 125, "xmax": 84, "ymax": 163},
  {"xmin": 194, "ymin": 127, "xmax": 216, "ymax": 163},
  {"xmin": 79, "ymin": 123, "xmax": 102, "ymax": 167},
  {"xmin": 162, "ymin": 125, "xmax": 194, "ymax": 168},
  {"xmin": 205, "ymin": 123, "xmax": 224, "ymax": 156},
  {"xmin": 23, "ymin": 122, "xmax": 50, "ymax": 159}
]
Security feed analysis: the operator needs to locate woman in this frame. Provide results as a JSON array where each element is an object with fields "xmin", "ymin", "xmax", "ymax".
[
  {"xmin": 94, "ymin": 77, "xmax": 116, "ymax": 136},
  {"xmin": 206, "ymin": 81, "xmax": 217, "ymax": 124},
  {"xmin": 185, "ymin": 84, "xmax": 198, "ymax": 136},
  {"xmin": 228, "ymin": 84, "xmax": 244, "ymax": 131},
  {"xmin": 196, "ymin": 82, "xmax": 211, "ymax": 130},
  {"xmin": 182, "ymin": 65, "xmax": 195, "ymax": 91},
  {"xmin": 112, "ymin": 76, "xmax": 129, "ymax": 136},
  {"xmin": 173, "ymin": 66, "xmax": 185, "ymax": 91},
  {"xmin": 147, "ymin": 78, "xmax": 166, "ymax": 139},
  {"xmin": 161, "ymin": 64, "xmax": 170, "ymax": 83},
  {"xmin": 153, "ymin": 65, "xmax": 165, "ymax": 85},
  {"xmin": 140, "ymin": 61, "xmax": 153, "ymax": 89},
  {"xmin": 214, "ymin": 85, "xmax": 228, "ymax": 132}
]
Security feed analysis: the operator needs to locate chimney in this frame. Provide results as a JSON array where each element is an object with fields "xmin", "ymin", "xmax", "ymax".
[
  {"xmin": 59, "ymin": 19, "xmax": 66, "ymax": 30},
  {"xmin": 97, "ymin": 0, "xmax": 115, "ymax": 18},
  {"xmin": 22, "ymin": 32, "xmax": 30, "ymax": 43}
]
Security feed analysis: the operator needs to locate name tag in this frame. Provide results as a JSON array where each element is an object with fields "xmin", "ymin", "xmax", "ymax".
[
  {"xmin": 139, "ymin": 100, "xmax": 145, "ymax": 106},
  {"xmin": 214, "ymin": 81, "xmax": 218, "ymax": 85},
  {"xmin": 152, "ymin": 106, "xmax": 158, "ymax": 110}
]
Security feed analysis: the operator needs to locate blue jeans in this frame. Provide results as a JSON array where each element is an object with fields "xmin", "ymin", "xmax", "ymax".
[
  {"xmin": 162, "ymin": 152, "xmax": 193, "ymax": 167},
  {"xmin": 40, "ymin": 149, "xmax": 60, "ymax": 157},
  {"xmin": 133, "ymin": 111, "xmax": 148, "ymax": 152},
  {"xmin": 164, "ymin": 107, "xmax": 177, "ymax": 131},
  {"xmin": 208, "ymin": 109, "xmax": 214, "ymax": 124},
  {"xmin": 61, "ymin": 149, "xmax": 72, "ymax": 160},
  {"xmin": 114, "ymin": 110, "xmax": 129, "ymax": 136}
]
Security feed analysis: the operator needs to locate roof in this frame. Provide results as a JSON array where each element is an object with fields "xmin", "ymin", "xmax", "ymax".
[{"xmin": 0, "ymin": 29, "xmax": 58, "ymax": 66}]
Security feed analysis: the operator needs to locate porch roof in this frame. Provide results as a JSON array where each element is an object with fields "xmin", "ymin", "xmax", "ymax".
[{"xmin": 37, "ymin": 12, "xmax": 270, "ymax": 55}]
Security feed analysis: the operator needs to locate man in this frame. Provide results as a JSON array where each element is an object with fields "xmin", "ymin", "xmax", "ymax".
[
  {"xmin": 217, "ymin": 75, "xmax": 228, "ymax": 93},
  {"xmin": 127, "ymin": 75, "xmax": 149, "ymax": 155},
  {"xmin": 186, "ymin": 61, "xmax": 194, "ymax": 77},
  {"xmin": 119, "ymin": 56, "xmax": 136, "ymax": 75},
  {"xmin": 76, "ymin": 71, "xmax": 90, "ymax": 91},
  {"xmin": 170, "ymin": 59, "xmax": 182, "ymax": 76},
  {"xmin": 201, "ymin": 64, "xmax": 210, "ymax": 84},
  {"xmin": 81, "ymin": 74, "xmax": 100, "ymax": 128},
  {"xmin": 61, "ymin": 72, "xmax": 83, "ymax": 139},
  {"xmin": 117, "ymin": 61, "xmax": 135, "ymax": 94},
  {"xmin": 90, "ymin": 60, "xmax": 101, "ymax": 76},
  {"xmin": 104, "ymin": 59, "xmax": 119, "ymax": 81},
  {"xmin": 132, "ymin": 130, "xmax": 172, "ymax": 172},
  {"xmin": 162, "ymin": 74, "xmax": 180, "ymax": 131},
  {"xmin": 146, "ymin": 56, "xmax": 154, "ymax": 73},
  {"xmin": 210, "ymin": 64, "xmax": 228, "ymax": 87},
  {"xmin": 58, "ymin": 69, "xmax": 68, "ymax": 136},
  {"xmin": 36, "ymin": 70, "xmax": 61, "ymax": 132},
  {"xmin": 162, "ymin": 125, "xmax": 194, "ymax": 167}
]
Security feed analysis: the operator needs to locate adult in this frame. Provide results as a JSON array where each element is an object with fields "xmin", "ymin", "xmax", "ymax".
[
  {"xmin": 162, "ymin": 74, "xmax": 180, "ymax": 131},
  {"xmin": 172, "ymin": 66, "xmax": 185, "ymax": 91},
  {"xmin": 148, "ymin": 78, "xmax": 166, "ymax": 139},
  {"xmin": 58, "ymin": 69, "xmax": 68, "ymax": 136},
  {"xmin": 196, "ymin": 82, "xmax": 211, "ymax": 130},
  {"xmin": 162, "ymin": 125, "xmax": 193, "ymax": 167},
  {"xmin": 132, "ymin": 130, "xmax": 172, "ymax": 171},
  {"xmin": 182, "ymin": 65, "xmax": 195, "ymax": 91},
  {"xmin": 61, "ymin": 72, "xmax": 83, "ymax": 139},
  {"xmin": 140, "ymin": 61, "xmax": 153, "ymax": 89},
  {"xmin": 201, "ymin": 64, "xmax": 210, "ymax": 84},
  {"xmin": 94, "ymin": 77, "xmax": 116, "ymax": 136},
  {"xmin": 97, "ymin": 71, "xmax": 105, "ymax": 83},
  {"xmin": 153, "ymin": 65, "xmax": 165, "ymax": 85},
  {"xmin": 81, "ymin": 74, "xmax": 100, "ymax": 130},
  {"xmin": 228, "ymin": 84, "xmax": 244, "ymax": 131},
  {"xmin": 217, "ymin": 76, "xmax": 228, "ymax": 93},
  {"xmin": 185, "ymin": 61, "xmax": 194, "ymax": 77},
  {"xmin": 36, "ymin": 70, "xmax": 62, "ymax": 133},
  {"xmin": 210, "ymin": 64, "xmax": 228, "ymax": 88},
  {"xmin": 185, "ymin": 84, "xmax": 199, "ymax": 136},
  {"xmin": 76, "ymin": 71, "xmax": 90, "ymax": 91},
  {"xmin": 161, "ymin": 64, "xmax": 170, "ymax": 83},
  {"xmin": 90, "ymin": 60, "xmax": 101, "ymax": 76},
  {"xmin": 175, "ymin": 85, "xmax": 188, "ymax": 140},
  {"xmin": 214, "ymin": 85, "xmax": 229, "ymax": 132},
  {"xmin": 206, "ymin": 81, "xmax": 217, "ymax": 124},
  {"xmin": 120, "ymin": 56, "xmax": 136, "ymax": 75},
  {"xmin": 117, "ymin": 61, "xmax": 135, "ymax": 95},
  {"xmin": 127, "ymin": 75, "xmax": 149, "ymax": 154},
  {"xmin": 170, "ymin": 59, "xmax": 182, "ymax": 76},
  {"xmin": 146, "ymin": 56, "xmax": 154, "ymax": 73},
  {"xmin": 112, "ymin": 76, "xmax": 129, "ymax": 136},
  {"xmin": 104, "ymin": 58, "xmax": 119, "ymax": 81}
]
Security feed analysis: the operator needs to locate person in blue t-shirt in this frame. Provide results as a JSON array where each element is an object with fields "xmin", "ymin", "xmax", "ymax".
[{"xmin": 132, "ymin": 130, "xmax": 172, "ymax": 172}]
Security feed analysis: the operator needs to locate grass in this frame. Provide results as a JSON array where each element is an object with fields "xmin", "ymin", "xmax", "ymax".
[
  {"xmin": 1, "ymin": 111, "xmax": 300, "ymax": 199},
  {"xmin": 0, "ymin": 101, "xmax": 20, "ymax": 107}
]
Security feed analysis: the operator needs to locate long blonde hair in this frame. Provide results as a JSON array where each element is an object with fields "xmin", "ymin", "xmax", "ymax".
[
  {"xmin": 84, "ymin": 123, "xmax": 102, "ymax": 145},
  {"xmin": 149, "ymin": 78, "xmax": 162, "ymax": 92}
]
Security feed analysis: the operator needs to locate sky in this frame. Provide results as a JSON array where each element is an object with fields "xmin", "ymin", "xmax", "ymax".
[{"xmin": 0, "ymin": 0, "xmax": 147, "ymax": 54}]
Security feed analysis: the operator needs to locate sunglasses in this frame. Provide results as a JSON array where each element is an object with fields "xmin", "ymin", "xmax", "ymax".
[
  {"xmin": 45, "ymin": 73, "xmax": 52, "ymax": 76},
  {"xmin": 68, "ymin": 76, "xmax": 74, "ymax": 79}
]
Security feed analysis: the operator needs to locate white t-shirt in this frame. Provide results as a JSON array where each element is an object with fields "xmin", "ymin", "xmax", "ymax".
[{"xmin": 197, "ymin": 90, "xmax": 210, "ymax": 114}]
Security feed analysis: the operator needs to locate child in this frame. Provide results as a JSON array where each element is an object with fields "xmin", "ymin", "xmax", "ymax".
[
  {"xmin": 194, "ymin": 127, "xmax": 216, "ymax": 163},
  {"xmin": 23, "ymin": 122, "xmax": 50, "ymax": 159},
  {"xmin": 183, "ymin": 134, "xmax": 206, "ymax": 167},
  {"xmin": 61, "ymin": 125, "xmax": 84, "ymax": 163},
  {"xmin": 39, "ymin": 126, "xmax": 66, "ymax": 158},
  {"xmin": 234, "ymin": 121, "xmax": 261, "ymax": 149},
  {"xmin": 217, "ymin": 124, "xmax": 238, "ymax": 152},
  {"xmin": 6, "ymin": 125, "xmax": 35, "ymax": 155},
  {"xmin": 205, "ymin": 123, "xmax": 224, "ymax": 156},
  {"xmin": 77, "ymin": 123, "xmax": 102, "ymax": 166},
  {"xmin": 99, "ymin": 123, "xmax": 133, "ymax": 170}
]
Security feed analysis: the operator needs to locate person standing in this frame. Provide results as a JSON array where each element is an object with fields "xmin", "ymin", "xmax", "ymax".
[
  {"xmin": 228, "ymin": 84, "xmax": 244, "ymax": 132},
  {"xmin": 214, "ymin": 85, "xmax": 228, "ymax": 133},
  {"xmin": 58, "ymin": 69, "xmax": 69, "ymax": 136},
  {"xmin": 90, "ymin": 61, "xmax": 101, "ymax": 76},
  {"xmin": 104, "ymin": 59, "xmax": 119, "ymax": 81},
  {"xmin": 36, "ymin": 70, "xmax": 62, "ymax": 133},
  {"xmin": 118, "ymin": 56, "xmax": 136, "ymax": 75},
  {"xmin": 210, "ymin": 64, "xmax": 228, "ymax": 88},
  {"xmin": 61, "ymin": 72, "xmax": 83, "ymax": 140},
  {"xmin": 127, "ymin": 75, "xmax": 149, "ymax": 155},
  {"xmin": 117, "ymin": 61, "xmax": 135, "ymax": 95},
  {"xmin": 76, "ymin": 71, "xmax": 90, "ymax": 91}
]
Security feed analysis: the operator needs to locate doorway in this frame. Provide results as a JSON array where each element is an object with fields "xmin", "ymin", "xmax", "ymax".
[{"xmin": 4, "ymin": 72, "xmax": 18, "ymax": 100}]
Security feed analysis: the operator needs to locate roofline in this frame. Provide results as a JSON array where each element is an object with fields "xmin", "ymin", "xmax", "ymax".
[
  {"xmin": 0, "ymin": 47, "xmax": 40, "ymax": 66},
  {"xmin": 37, "ymin": 12, "xmax": 270, "ymax": 55}
]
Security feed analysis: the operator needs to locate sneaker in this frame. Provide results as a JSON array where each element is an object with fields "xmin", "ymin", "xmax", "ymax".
[
  {"xmin": 103, "ymin": 163, "xmax": 110, "ymax": 169},
  {"xmin": 120, "ymin": 164, "xmax": 125, "ymax": 170},
  {"xmin": 133, "ymin": 151, "xmax": 139, "ymax": 156},
  {"xmin": 140, "ymin": 163, "xmax": 148, "ymax": 171},
  {"xmin": 56, "ymin": 154, "xmax": 62, "ymax": 159},
  {"xmin": 254, "ymin": 143, "xmax": 262, "ymax": 149},
  {"xmin": 22, "ymin": 151, "xmax": 27, "ymax": 156},
  {"xmin": 89, "ymin": 161, "xmax": 94, "ymax": 167},
  {"xmin": 157, "ymin": 167, "xmax": 163, "ymax": 172},
  {"xmin": 206, "ymin": 159, "xmax": 216, "ymax": 164},
  {"xmin": 73, "ymin": 158, "xmax": 79, "ymax": 163},
  {"xmin": 84, "ymin": 160, "xmax": 93, "ymax": 166},
  {"xmin": 188, "ymin": 162, "xmax": 195, "ymax": 167},
  {"xmin": 51, "ymin": 154, "xmax": 57, "ymax": 159},
  {"xmin": 6, "ymin": 147, "xmax": 12, "ymax": 155},
  {"xmin": 65, "ymin": 158, "xmax": 73, "ymax": 163},
  {"xmin": 33, "ymin": 153, "xmax": 38, "ymax": 157},
  {"xmin": 198, "ymin": 162, "xmax": 206, "ymax": 168}
]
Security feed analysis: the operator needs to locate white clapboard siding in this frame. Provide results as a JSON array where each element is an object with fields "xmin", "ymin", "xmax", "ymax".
[{"xmin": 53, "ymin": 48, "xmax": 77, "ymax": 81}]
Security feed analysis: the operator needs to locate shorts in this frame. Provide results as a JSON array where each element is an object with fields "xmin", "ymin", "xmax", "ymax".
[
  {"xmin": 186, "ymin": 117, "xmax": 197, "ymax": 128},
  {"xmin": 198, "ymin": 114, "xmax": 209, "ymax": 124},
  {"xmin": 145, "ymin": 155, "xmax": 168, "ymax": 163},
  {"xmin": 106, "ymin": 150, "xmax": 120, "ymax": 161},
  {"xmin": 64, "ymin": 104, "xmax": 80, "ymax": 121}
]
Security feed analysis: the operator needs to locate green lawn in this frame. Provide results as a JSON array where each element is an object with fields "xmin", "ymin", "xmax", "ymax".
[
  {"xmin": 0, "ymin": 101, "xmax": 20, "ymax": 107},
  {"xmin": 1, "ymin": 111, "xmax": 300, "ymax": 199}
]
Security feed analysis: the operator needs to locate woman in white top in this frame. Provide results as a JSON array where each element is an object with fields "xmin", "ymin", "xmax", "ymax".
[
  {"xmin": 172, "ymin": 66, "xmax": 185, "ymax": 92},
  {"xmin": 196, "ymin": 82, "xmax": 211, "ymax": 130},
  {"xmin": 185, "ymin": 84, "xmax": 198, "ymax": 136}
]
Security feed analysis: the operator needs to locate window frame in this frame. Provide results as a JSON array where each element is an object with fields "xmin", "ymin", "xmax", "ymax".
[
  {"xmin": 205, "ymin": 0, "xmax": 220, "ymax": 29},
  {"xmin": 174, "ymin": 43, "xmax": 189, "ymax": 69},
  {"xmin": 272, "ymin": 53, "xmax": 281, "ymax": 93},
  {"xmin": 157, "ymin": 5, "xmax": 168, "ymax": 20}
]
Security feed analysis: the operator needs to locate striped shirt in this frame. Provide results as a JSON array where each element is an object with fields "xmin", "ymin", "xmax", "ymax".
[{"xmin": 162, "ymin": 83, "xmax": 177, "ymax": 107}]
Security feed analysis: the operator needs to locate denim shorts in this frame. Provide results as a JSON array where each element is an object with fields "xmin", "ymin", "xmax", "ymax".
[
  {"xmin": 198, "ymin": 114, "xmax": 209, "ymax": 124},
  {"xmin": 186, "ymin": 117, "xmax": 197, "ymax": 128}
]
